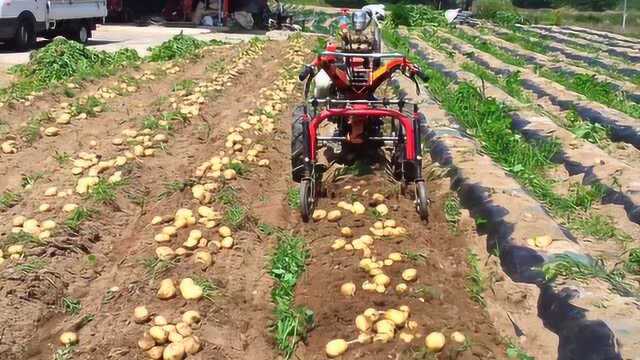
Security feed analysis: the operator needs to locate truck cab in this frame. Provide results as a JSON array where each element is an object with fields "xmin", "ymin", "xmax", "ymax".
[{"xmin": 0, "ymin": 0, "xmax": 107, "ymax": 50}]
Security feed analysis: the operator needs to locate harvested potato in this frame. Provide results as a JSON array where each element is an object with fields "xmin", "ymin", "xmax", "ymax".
[
  {"xmin": 355, "ymin": 314, "xmax": 371, "ymax": 332},
  {"xmin": 183, "ymin": 335, "xmax": 202, "ymax": 355},
  {"xmin": 179, "ymin": 278, "xmax": 203, "ymax": 300},
  {"xmin": 59, "ymin": 331, "xmax": 78, "ymax": 345},
  {"xmin": 384, "ymin": 309, "xmax": 407, "ymax": 327},
  {"xmin": 363, "ymin": 308, "xmax": 379, "ymax": 322},
  {"xmin": 218, "ymin": 226, "xmax": 232, "ymax": 237},
  {"xmin": 395, "ymin": 283, "xmax": 408, "ymax": 294},
  {"xmin": 374, "ymin": 319, "xmax": 396, "ymax": 336},
  {"xmin": 399, "ymin": 332, "xmax": 414, "ymax": 343},
  {"xmin": 194, "ymin": 251, "xmax": 213, "ymax": 268},
  {"xmin": 146, "ymin": 346, "xmax": 164, "ymax": 359},
  {"xmin": 325, "ymin": 339, "xmax": 348, "ymax": 358},
  {"xmin": 153, "ymin": 315, "xmax": 168, "ymax": 326},
  {"xmin": 12, "ymin": 215, "xmax": 26, "ymax": 227},
  {"xmin": 425, "ymin": 332, "xmax": 446, "ymax": 352},
  {"xmin": 351, "ymin": 201, "xmax": 365, "ymax": 215},
  {"xmin": 157, "ymin": 279, "xmax": 177, "ymax": 300},
  {"xmin": 375, "ymin": 204, "xmax": 389, "ymax": 216},
  {"xmin": 327, "ymin": 210, "xmax": 342, "ymax": 222},
  {"xmin": 371, "ymin": 193, "xmax": 385, "ymax": 205},
  {"xmin": 149, "ymin": 326, "xmax": 169, "ymax": 344},
  {"xmin": 340, "ymin": 282, "xmax": 356, "ymax": 296},
  {"xmin": 156, "ymin": 247, "xmax": 175, "ymax": 261},
  {"xmin": 373, "ymin": 274, "xmax": 390, "ymax": 286},
  {"xmin": 134, "ymin": 305, "xmax": 151, "ymax": 323},
  {"xmin": 451, "ymin": 331, "xmax": 466, "ymax": 344},
  {"xmin": 182, "ymin": 310, "xmax": 202, "ymax": 327},
  {"xmin": 168, "ymin": 331, "xmax": 183, "ymax": 343},
  {"xmin": 388, "ymin": 252, "xmax": 402, "ymax": 262},
  {"xmin": 220, "ymin": 236, "xmax": 234, "ymax": 249},
  {"xmin": 312, "ymin": 209, "xmax": 327, "ymax": 221},
  {"xmin": 163, "ymin": 342, "xmax": 185, "ymax": 360},
  {"xmin": 176, "ymin": 322, "xmax": 193, "ymax": 337},
  {"xmin": 331, "ymin": 238, "xmax": 346, "ymax": 250},
  {"xmin": 402, "ymin": 268, "xmax": 417, "ymax": 282},
  {"xmin": 138, "ymin": 332, "xmax": 156, "ymax": 351},
  {"xmin": 340, "ymin": 227, "xmax": 353, "ymax": 237}
]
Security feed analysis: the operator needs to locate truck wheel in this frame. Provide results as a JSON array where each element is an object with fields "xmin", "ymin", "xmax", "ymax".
[
  {"xmin": 70, "ymin": 23, "xmax": 90, "ymax": 44},
  {"xmin": 13, "ymin": 19, "xmax": 35, "ymax": 51}
]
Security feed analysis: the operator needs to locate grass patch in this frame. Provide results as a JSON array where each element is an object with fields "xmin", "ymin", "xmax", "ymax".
[
  {"xmin": 21, "ymin": 171, "xmax": 45, "ymax": 188},
  {"xmin": 402, "ymin": 250, "xmax": 428, "ymax": 264},
  {"xmin": 21, "ymin": 115, "xmax": 47, "ymax": 144},
  {"xmin": 2, "ymin": 231, "xmax": 43, "ymax": 247},
  {"xmin": 62, "ymin": 297, "xmax": 82, "ymax": 315},
  {"xmin": 52, "ymin": 150, "xmax": 72, "ymax": 165},
  {"xmin": 570, "ymin": 214, "xmax": 630, "ymax": 243},
  {"xmin": 466, "ymin": 250, "xmax": 487, "ymax": 306},
  {"xmin": 216, "ymin": 186, "xmax": 239, "ymax": 206},
  {"xmin": 564, "ymin": 109, "xmax": 610, "ymax": 145},
  {"xmin": 624, "ymin": 248, "xmax": 640, "ymax": 275},
  {"xmin": 446, "ymin": 28, "xmax": 527, "ymax": 67},
  {"xmin": 148, "ymin": 34, "xmax": 219, "ymax": 62},
  {"xmin": 158, "ymin": 179, "xmax": 193, "ymax": 199},
  {"xmin": 141, "ymin": 257, "xmax": 179, "ymax": 279},
  {"xmin": 64, "ymin": 207, "xmax": 94, "ymax": 233},
  {"xmin": 269, "ymin": 230, "xmax": 313, "ymax": 359},
  {"xmin": 286, "ymin": 187, "xmax": 300, "ymax": 209},
  {"xmin": 224, "ymin": 204, "xmax": 248, "ymax": 230},
  {"xmin": 542, "ymin": 254, "xmax": 637, "ymax": 298},
  {"xmin": 0, "ymin": 190, "xmax": 22, "ymax": 210},
  {"xmin": 15, "ymin": 258, "xmax": 47, "ymax": 273},
  {"xmin": 54, "ymin": 346, "xmax": 76, "ymax": 360},
  {"xmin": 87, "ymin": 179, "xmax": 124, "ymax": 204},
  {"xmin": 228, "ymin": 162, "xmax": 249, "ymax": 176},
  {"xmin": 505, "ymin": 338, "xmax": 534, "ymax": 359},
  {"xmin": 443, "ymin": 193, "xmax": 461, "ymax": 230}
]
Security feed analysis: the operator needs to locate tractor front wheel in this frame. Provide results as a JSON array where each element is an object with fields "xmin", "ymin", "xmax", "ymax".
[
  {"xmin": 291, "ymin": 105, "xmax": 305, "ymax": 182},
  {"xmin": 415, "ymin": 180, "xmax": 429, "ymax": 222},
  {"xmin": 300, "ymin": 179, "xmax": 315, "ymax": 222}
]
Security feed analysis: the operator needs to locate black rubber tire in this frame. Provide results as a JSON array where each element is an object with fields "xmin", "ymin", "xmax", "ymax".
[
  {"xmin": 13, "ymin": 19, "xmax": 36, "ymax": 51},
  {"xmin": 300, "ymin": 179, "xmax": 314, "ymax": 223},
  {"xmin": 291, "ymin": 105, "xmax": 305, "ymax": 182},
  {"xmin": 69, "ymin": 23, "xmax": 90, "ymax": 44},
  {"xmin": 415, "ymin": 180, "xmax": 429, "ymax": 222}
]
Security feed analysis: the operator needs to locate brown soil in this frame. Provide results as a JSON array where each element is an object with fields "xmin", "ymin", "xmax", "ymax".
[
  {"xmin": 0, "ymin": 39, "xmax": 292, "ymax": 360},
  {"xmin": 292, "ymin": 170, "xmax": 507, "ymax": 360}
]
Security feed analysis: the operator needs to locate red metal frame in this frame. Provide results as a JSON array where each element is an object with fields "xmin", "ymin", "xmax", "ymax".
[{"xmin": 308, "ymin": 108, "xmax": 416, "ymax": 161}]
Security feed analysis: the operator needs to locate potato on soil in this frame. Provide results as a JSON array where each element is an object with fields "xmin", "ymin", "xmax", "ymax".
[
  {"xmin": 183, "ymin": 335, "xmax": 202, "ymax": 355},
  {"xmin": 157, "ymin": 279, "xmax": 177, "ymax": 300},
  {"xmin": 402, "ymin": 268, "xmax": 417, "ymax": 282},
  {"xmin": 59, "ymin": 331, "xmax": 78, "ymax": 345},
  {"xmin": 138, "ymin": 332, "xmax": 156, "ymax": 350},
  {"xmin": 327, "ymin": 210, "xmax": 342, "ymax": 222},
  {"xmin": 163, "ymin": 342, "xmax": 185, "ymax": 360},
  {"xmin": 355, "ymin": 314, "xmax": 372, "ymax": 332},
  {"xmin": 182, "ymin": 310, "xmax": 202, "ymax": 327},
  {"xmin": 325, "ymin": 339, "xmax": 348, "ymax": 358},
  {"xmin": 134, "ymin": 305, "xmax": 151, "ymax": 323},
  {"xmin": 312, "ymin": 209, "xmax": 327, "ymax": 221},
  {"xmin": 340, "ymin": 282, "xmax": 356, "ymax": 296},
  {"xmin": 147, "ymin": 346, "xmax": 164, "ymax": 359},
  {"xmin": 451, "ymin": 331, "xmax": 466, "ymax": 344},
  {"xmin": 179, "ymin": 278, "xmax": 203, "ymax": 300},
  {"xmin": 425, "ymin": 332, "xmax": 446, "ymax": 352}
]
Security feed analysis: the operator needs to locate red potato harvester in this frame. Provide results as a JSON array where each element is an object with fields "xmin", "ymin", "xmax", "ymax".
[{"xmin": 291, "ymin": 46, "xmax": 431, "ymax": 222}]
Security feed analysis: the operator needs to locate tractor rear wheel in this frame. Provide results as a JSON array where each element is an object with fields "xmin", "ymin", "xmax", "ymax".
[{"xmin": 291, "ymin": 105, "xmax": 305, "ymax": 182}]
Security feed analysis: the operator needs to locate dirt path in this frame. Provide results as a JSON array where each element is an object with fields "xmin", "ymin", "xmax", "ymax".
[{"xmin": 0, "ymin": 38, "xmax": 298, "ymax": 359}]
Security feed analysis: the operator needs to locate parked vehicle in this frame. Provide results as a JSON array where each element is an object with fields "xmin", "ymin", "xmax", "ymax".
[{"xmin": 0, "ymin": 0, "xmax": 107, "ymax": 50}]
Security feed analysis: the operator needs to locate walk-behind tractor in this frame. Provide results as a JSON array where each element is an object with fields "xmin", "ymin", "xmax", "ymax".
[{"xmin": 291, "ymin": 49, "xmax": 431, "ymax": 222}]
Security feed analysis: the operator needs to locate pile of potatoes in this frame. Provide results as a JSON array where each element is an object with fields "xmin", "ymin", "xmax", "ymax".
[
  {"xmin": 135, "ymin": 307, "xmax": 203, "ymax": 360},
  {"xmin": 10, "ymin": 215, "xmax": 57, "ymax": 240}
]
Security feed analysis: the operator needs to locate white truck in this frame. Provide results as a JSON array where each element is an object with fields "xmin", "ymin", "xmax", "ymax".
[{"xmin": 0, "ymin": 0, "xmax": 107, "ymax": 50}]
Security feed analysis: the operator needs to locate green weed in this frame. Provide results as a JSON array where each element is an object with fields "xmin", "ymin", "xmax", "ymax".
[
  {"xmin": 228, "ymin": 162, "xmax": 249, "ymax": 176},
  {"xmin": 403, "ymin": 250, "xmax": 428, "ymax": 264},
  {"xmin": 444, "ymin": 193, "xmax": 461, "ymax": 229},
  {"xmin": 0, "ymin": 190, "xmax": 21, "ymax": 210},
  {"xmin": 54, "ymin": 346, "xmax": 76, "ymax": 360},
  {"xmin": 15, "ymin": 258, "xmax": 47, "ymax": 273},
  {"xmin": 542, "ymin": 254, "xmax": 636, "ymax": 298},
  {"xmin": 191, "ymin": 276, "xmax": 220, "ymax": 302},
  {"xmin": 216, "ymin": 186, "xmax": 239, "ymax": 206},
  {"xmin": 564, "ymin": 110, "xmax": 610, "ymax": 145},
  {"xmin": 158, "ymin": 179, "xmax": 192, "ymax": 199},
  {"xmin": 53, "ymin": 150, "xmax": 72, "ymax": 165},
  {"xmin": 505, "ymin": 338, "xmax": 534, "ymax": 359},
  {"xmin": 87, "ymin": 179, "xmax": 124, "ymax": 204},
  {"xmin": 286, "ymin": 187, "xmax": 300, "ymax": 209},
  {"xmin": 64, "ymin": 207, "xmax": 94, "ymax": 233},
  {"xmin": 2, "ymin": 231, "xmax": 42, "ymax": 247},
  {"xmin": 148, "ymin": 34, "xmax": 215, "ymax": 62},
  {"xmin": 224, "ymin": 204, "xmax": 248, "ymax": 230},
  {"xmin": 21, "ymin": 171, "xmax": 45, "ymax": 188},
  {"xmin": 570, "ymin": 214, "xmax": 630, "ymax": 243},
  {"xmin": 624, "ymin": 248, "xmax": 640, "ymax": 275},
  {"xmin": 269, "ymin": 231, "xmax": 313, "ymax": 359},
  {"xmin": 141, "ymin": 257, "xmax": 179, "ymax": 279},
  {"xmin": 466, "ymin": 251, "xmax": 487, "ymax": 306},
  {"xmin": 62, "ymin": 297, "xmax": 82, "ymax": 315}
]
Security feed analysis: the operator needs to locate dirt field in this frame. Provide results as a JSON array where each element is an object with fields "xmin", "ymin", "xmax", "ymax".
[{"xmin": 1, "ymin": 9, "xmax": 640, "ymax": 360}]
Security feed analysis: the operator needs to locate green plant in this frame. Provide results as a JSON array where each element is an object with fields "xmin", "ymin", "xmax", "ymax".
[
  {"xmin": 624, "ymin": 248, "xmax": 640, "ymax": 275},
  {"xmin": 224, "ymin": 204, "xmax": 248, "ymax": 230},
  {"xmin": 286, "ymin": 187, "xmax": 300, "ymax": 209},
  {"xmin": 64, "ymin": 207, "xmax": 94, "ymax": 233},
  {"xmin": 2, "ymin": 231, "xmax": 43, "ymax": 247},
  {"xmin": 216, "ymin": 186, "xmax": 239, "ymax": 206},
  {"xmin": 0, "ymin": 190, "xmax": 21, "ymax": 210},
  {"xmin": 447, "ymin": 28, "xmax": 526, "ymax": 67},
  {"xmin": 62, "ymin": 297, "xmax": 82, "ymax": 315},
  {"xmin": 21, "ymin": 171, "xmax": 45, "ymax": 188},
  {"xmin": 403, "ymin": 250, "xmax": 428, "ymax": 264},
  {"xmin": 444, "ymin": 194, "xmax": 461, "ymax": 229},
  {"xmin": 466, "ymin": 251, "xmax": 487, "ymax": 306},
  {"xmin": 22, "ymin": 115, "xmax": 45, "ymax": 144},
  {"xmin": 148, "ymin": 34, "xmax": 216, "ymax": 62},
  {"xmin": 141, "ymin": 257, "xmax": 179, "ymax": 279},
  {"xmin": 505, "ymin": 338, "xmax": 534, "ymax": 359},
  {"xmin": 564, "ymin": 110, "xmax": 610, "ymax": 145},
  {"xmin": 158, "ymin": 179, "xmax": 192, "ymax": 199},
  {"xmin": 542, "ymin": 254, "xmax": 636, "ymax": 298},
  {"xmin": 15, "ymin": 258, "xmax": 47, "ymax": 273},
  {"xmin": 388, "ymin": 4, "xmax": 447, "ymax": 27},
  {"xmin": 87, "ymin": 178, "xmax": 123, "ymax": 204},
  {"xmin": 70, "ymin": 95, "xmax": 104, "ymax": 117},
  {"xmin": 53, "ymin": 150, "xmax": 72, "ymax": 165},
  {"xmin": 228, "ymin": 162, "xmax": 249, "ymax": 176},
  {"xmin": 54, "ymin": 345, "xmax": 76, "ymax": 360},
  {"xmin": 1, "ymin": 38, "xmax": 140, "ymax": 103},
  {"xmin": 570, "ymin": 214, "xmax": 630, "ymax": 243},
  {"xmin": 269, "ymin": 231, "xmax": 313, "ymax": 359}
]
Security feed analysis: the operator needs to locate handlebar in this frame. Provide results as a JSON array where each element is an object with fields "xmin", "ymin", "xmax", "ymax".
[{"xmin": 298, "ymin": 65, "xmax": 314, "ymax": 81}]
